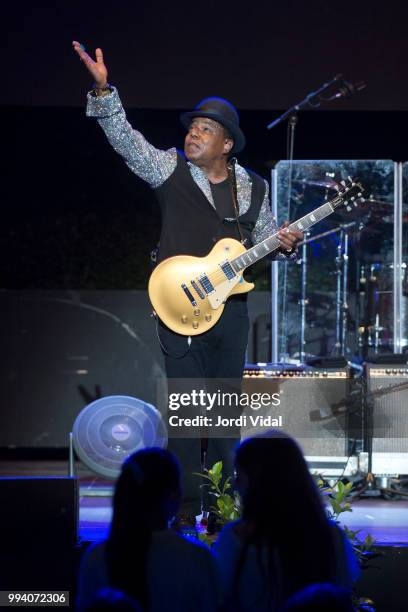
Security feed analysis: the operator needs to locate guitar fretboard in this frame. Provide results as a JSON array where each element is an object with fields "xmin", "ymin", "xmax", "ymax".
[{"xmin": 231, "ymin": 196, "xmax": 344, "ymax": 272}]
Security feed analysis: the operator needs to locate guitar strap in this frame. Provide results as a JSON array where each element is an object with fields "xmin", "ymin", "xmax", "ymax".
[{"xmin": 227, "ymin": 158, "xmax": 246, "ymax": 245}]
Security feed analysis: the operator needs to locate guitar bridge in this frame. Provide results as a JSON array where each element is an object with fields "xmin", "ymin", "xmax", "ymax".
[
  {"xmin": 191, "ymin": 280, "xmax": 205, "ymax": 300},
  {"xmin": 181, "ymin": 283, "xmax": 197, "ymax": 307}
]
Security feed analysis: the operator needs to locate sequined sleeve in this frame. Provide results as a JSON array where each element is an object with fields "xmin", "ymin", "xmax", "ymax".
[
  {"xmin": 86, "ymin": 87, "xmax": 177, "ymax": 188},
  {"xmin": 252, "ymin": 181, "xmax": 298, "ymax": 260}
]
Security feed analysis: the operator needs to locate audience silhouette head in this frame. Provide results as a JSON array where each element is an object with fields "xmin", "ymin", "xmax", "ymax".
[
  {"xmin": 232, "ymin": 431, "xmax": 337, "ymax": 598},
  {"xmin": 106, "ymin": 448, "xmax": 182, "ymax": 609},
  {"xmin": 113, "ymin": 448, "xmax": 181, "ymax": 529},
  {"xmin": 235, "ymin": 431, "xmax": 322, "ymax": 520}
]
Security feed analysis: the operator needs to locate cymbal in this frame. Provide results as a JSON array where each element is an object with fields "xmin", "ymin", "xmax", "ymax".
[
  {"xmin": 366, "ymin": 197, "xmax": 408, "ymax": 212},
  {"xmin": 294, "ymin": 178, "xmax": 338, "ymax": 189},
  {"xmin": 333, "ymin": 197, "xmax": 393, "ymax": 223},
  {"xmin": 332, "ymin": 202, "xmax": 371, "ymax": 222},
  {"xmin": 368, "ymin": 197, "xmax": 392, "ymax": 205},
  {"xmin": 366, "ymin": 197, "xmax": 394, "ymax": 209}
]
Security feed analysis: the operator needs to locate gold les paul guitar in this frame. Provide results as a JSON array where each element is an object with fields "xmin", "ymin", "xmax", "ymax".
[{"xmin": 148, "ymin": 178, "xmax": 365, "ymax": 336}]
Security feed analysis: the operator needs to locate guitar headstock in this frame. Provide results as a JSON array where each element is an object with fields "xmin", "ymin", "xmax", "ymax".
[{"xmin": 331, "ymin": 177, "xmax": 365, "ymax": 212}]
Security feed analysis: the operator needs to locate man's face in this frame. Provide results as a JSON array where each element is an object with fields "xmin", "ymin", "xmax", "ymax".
[{"xmin": 184, "ymin": 117, "xmax": 233, "ymax": 165}]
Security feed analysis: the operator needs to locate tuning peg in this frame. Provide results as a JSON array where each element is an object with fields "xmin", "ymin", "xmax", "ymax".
[{"xmin": 340, "ymin": 180, "xmax": 346, "ymax": 186}]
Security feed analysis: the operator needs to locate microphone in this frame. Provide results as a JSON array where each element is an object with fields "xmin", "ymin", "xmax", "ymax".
[{"xmin": 327, "ymin": 78, "xmax": 367, "ymax": 100}]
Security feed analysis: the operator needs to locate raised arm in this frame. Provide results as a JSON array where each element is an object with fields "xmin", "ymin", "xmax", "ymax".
[{"xmin": 72, "ymin": 41, "xmax": 177, "ymax": 188}]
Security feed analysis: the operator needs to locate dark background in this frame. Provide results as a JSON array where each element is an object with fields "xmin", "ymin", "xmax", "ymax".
[{"xmin": 3, "ymin": 0, "xmax": 408, "ymax": 111}]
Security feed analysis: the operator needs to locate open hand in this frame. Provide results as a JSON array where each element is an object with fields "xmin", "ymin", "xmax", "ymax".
[{"xmin": 72, "ymin": 41, "xmax": 108, "ymax": 88}]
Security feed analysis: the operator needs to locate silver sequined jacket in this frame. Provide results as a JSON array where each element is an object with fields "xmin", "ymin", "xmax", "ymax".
[{"xmin": 86, "ymin": 87, "xmax": 295, "ymax": 259}]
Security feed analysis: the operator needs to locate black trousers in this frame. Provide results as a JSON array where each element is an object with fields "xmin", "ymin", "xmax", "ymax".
[{"xmin": 158, "ymin": 297, "xmax": 249, "ymax": 514}]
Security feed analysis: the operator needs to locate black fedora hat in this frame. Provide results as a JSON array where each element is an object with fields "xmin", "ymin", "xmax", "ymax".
[{"xmin": 180, "ymin": 96, "xmax": 246, "ymax": 155}]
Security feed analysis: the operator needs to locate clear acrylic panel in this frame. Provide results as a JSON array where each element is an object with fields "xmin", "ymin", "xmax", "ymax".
[
  {"xmin": 273, "ymin": 160, "xmax": 395, "ymax": 363},
  {"xmin": 400, "ymin": 163, "xmax": 408, "ymax": 351}
]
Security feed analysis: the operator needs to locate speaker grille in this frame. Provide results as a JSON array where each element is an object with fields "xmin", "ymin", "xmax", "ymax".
[
  {"xmin": 242, "ymin": 368, "xmax": 350, "ymax": 457},
  {"xmin": 366, "ymin": 365, "xmax": 408, "ymax": 474}
]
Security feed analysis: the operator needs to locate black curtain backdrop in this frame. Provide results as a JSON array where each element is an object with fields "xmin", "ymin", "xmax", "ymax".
[{"xmin": 3, "ymin": 0, "xmax": 408, "ymax": 110}]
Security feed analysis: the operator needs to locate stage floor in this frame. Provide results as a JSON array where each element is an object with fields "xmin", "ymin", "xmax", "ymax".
[
  {"xmin": 78, "ymin": 486, "xmax": 408, "ymax": 545},
  {"xmin": 2, "ymin": 460, "xmax": 408, "ymax": 545}
]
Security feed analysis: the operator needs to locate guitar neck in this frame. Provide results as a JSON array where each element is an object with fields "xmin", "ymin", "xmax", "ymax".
[{"xmin": 231, "ymin": 196, "xmax": 343, "ymax": 272}]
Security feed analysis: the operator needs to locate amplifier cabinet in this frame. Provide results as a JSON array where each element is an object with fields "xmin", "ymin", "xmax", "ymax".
[
  {"xmin": 365, "ymin": 365, "xmax": 408, "ymax": 475},
  {"xmin": 242, "ymin": 366, "xmax": 357, "ymax": 475}
]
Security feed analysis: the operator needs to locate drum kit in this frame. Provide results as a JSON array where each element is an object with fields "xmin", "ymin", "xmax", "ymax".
[{"xmin": 290, "ymin": 177, "xmax": 406, "ymax": 362}]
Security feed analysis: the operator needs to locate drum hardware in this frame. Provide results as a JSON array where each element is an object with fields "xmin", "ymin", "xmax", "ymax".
[
  {"xmin": 357, "ymin": 262, "xmax": 406, "ymax": 357},
  {"xmin": 298, "ymin": 221, "xmax": 357, "ymax": 360},
  {"xmin": 370, "ymin": 315, "xmax": 385, "ymax": 353},
  {"xmin": 335, "ymin": 224, "xmax": 352, "ymax": 357},
  {"xmin": 297, "ymin": 220, "xmax": 402, "ymax": 362},
  {"xmin": 357, "ymin": 321, "xmax": 385, "ymax": 352}
]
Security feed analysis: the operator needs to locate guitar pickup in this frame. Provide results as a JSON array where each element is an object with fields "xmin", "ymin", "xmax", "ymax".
[
  {"xmin": 181, "ymin": 283, "xmax": 197, "ymax": 307},
  {"xmin": 191, "ymin": 280, "xmax": 205, "ymax": 300},
  {"xmin": 198, "ymin": 274, "xmax": 214, "ymax": 294},
  {"xmin": 220, "ymin": 261, "xmax": 236, "ymax": 280}
]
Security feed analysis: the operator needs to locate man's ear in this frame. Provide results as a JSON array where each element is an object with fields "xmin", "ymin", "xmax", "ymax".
[{"xmin": 224, "ymin": 139, "xmax": 233, "ymax": 154}]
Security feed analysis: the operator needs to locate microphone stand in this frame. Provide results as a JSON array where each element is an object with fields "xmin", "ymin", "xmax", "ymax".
[
  {"xmin": 267, "ymin": 74, "xmax": 343, "ymax": 364},
  {"xmin": 278, "ymin": 113, "xmax": 298, "ymax": 361},
  {"xmin": 266, "ymin": 74, "xmax": 343, "ymax": 130}
]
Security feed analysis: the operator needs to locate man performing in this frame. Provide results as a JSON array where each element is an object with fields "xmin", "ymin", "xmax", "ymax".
[{"xmin": 72, "ymin": 42, "xmax": 303, "ymax": 516}]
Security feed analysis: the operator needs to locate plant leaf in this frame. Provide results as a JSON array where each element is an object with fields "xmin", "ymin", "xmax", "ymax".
[{"xmin": 211, "ymin": 461, "xmax": 223, "ymax": 475}]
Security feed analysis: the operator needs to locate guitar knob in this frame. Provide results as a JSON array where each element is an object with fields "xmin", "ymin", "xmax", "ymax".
[
  {"xmin": 181, "ymin": 315, "xmax": 188, "ymax": 323},
  {"xmin": 205, "ymin": 314, "xmax": 212, "ymax": 322},
  {"xmin": 192, "ymin": 321, "xmax": 199, "ymax": 329},
  {"xmin": 194, "ymin": 308, "xmax": 200, "ymax": 316}
]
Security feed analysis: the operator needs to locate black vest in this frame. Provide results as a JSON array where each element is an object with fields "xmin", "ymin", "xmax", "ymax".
[{"xmin": 154, "ymin": 154, "xmax": 266, "ymax": 263}]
